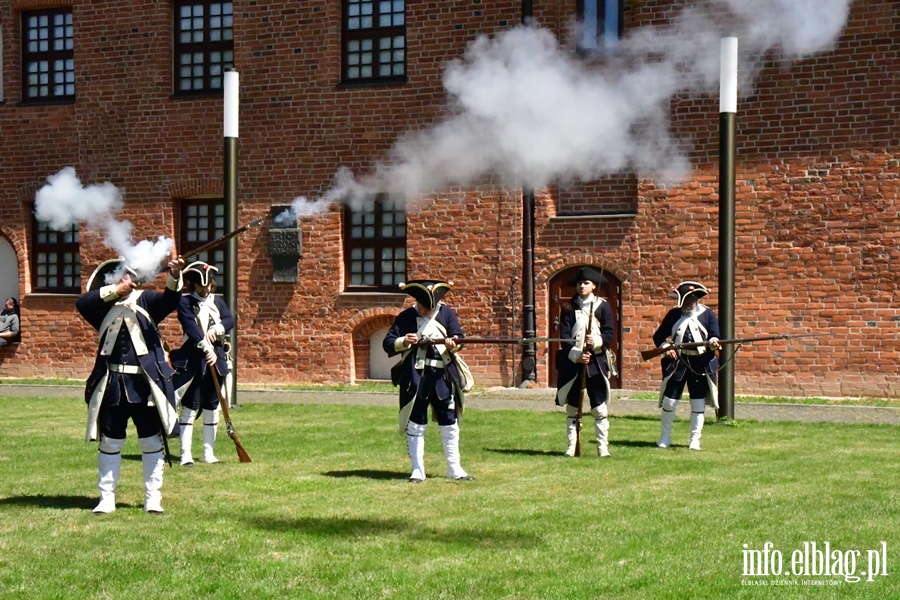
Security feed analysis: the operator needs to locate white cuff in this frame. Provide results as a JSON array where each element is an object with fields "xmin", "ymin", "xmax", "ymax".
[
  {"xmin": 166, "ymin": 272, "xmax": 183, "ymax": 292},
  {"xmin": 212, "ymin": 323, "xmax": 226, "ymax": 336},
  {"xmin": 100, "ymin": 285, "xmax": 119, "ymax": 302}
]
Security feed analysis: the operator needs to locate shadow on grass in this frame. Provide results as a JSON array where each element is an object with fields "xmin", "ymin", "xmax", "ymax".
[
  {"xmin": 484, "ymin": 448, "xmax": 561, "ymax": 457},
  {"xmin": 486, "ymin": 438, "xmax": 661, "ymax": 455},
  {"xmin": 323, "ymin": 469, "xmax": 408, "ymax": 480},
  {"xmin": 611, "ymin": 439, "xmax": 663, "ymax": 448},
  {"xmin": 0, "ymin": 494, "xmax": 98, "ymax": 510},
  {"xmin": 248, "ymin": 515, "xmax": 543, "ymax": 547},
  {"xmin": 614, "ymin": 414, "xmax": 663, "ymax": 422}
]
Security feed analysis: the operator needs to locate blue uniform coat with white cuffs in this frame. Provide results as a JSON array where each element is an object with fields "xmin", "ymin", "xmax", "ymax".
[
  {"xmin": 652, "ymin": 304, "xmax": 720, "ymax": 409},
  {"xmin": 383, "ymin": 303, "xmax": 465, "ymax": 433},
  {"xmin": 170, "ymin": 292, "xmax": 234, "ymax": 408},
  {"xmin": 76, "ymin": 273, "xmax": 182, "ymax": 442},
  {"xmin": 555, "ymin": 296, "xmax": 615, "ymax": 407}
]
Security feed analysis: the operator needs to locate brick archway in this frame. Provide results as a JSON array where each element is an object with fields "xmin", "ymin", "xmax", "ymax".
[
  {"xmin": 0, "ymin": 228, "xmax": 23, "ymax": 306},
  {"xmin": 11, "ymin": 185, "xmax": 40, "ymax": 293},
  {"xmin": 165, "ymin": 177, "xmax": 223, "ymax": 200},
  {"xmin": 347, "ymin": 311, "xmax": 400, "ymax": 381},
  {"xmin": 536, "ymin": 253, "xmax": 630, "ymax": 288},
  {"xmin": 540, "ymin": 256, "xmax": 629, "ymax": 388}
]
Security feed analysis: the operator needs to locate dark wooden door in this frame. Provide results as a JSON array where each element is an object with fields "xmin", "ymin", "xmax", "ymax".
[{"xmin": 548, "ymin": 266, "xmax": 622, "ymax": 388}]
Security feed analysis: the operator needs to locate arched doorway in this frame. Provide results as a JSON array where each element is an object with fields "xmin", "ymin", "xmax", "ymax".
[
  {"xmin": 0, "ymin": 237, "xmax": 19, "ymax": 304},
  {"xmin": 368, "ymin": 326, "xmax": 400, "ymax": 380},
  {"xmin": 351, "ymin": 314, "xmax": 402, "ymax": 381},
  {"xmin": 548, "ymin": 266, "xmax": 622, "ymax": 389}
]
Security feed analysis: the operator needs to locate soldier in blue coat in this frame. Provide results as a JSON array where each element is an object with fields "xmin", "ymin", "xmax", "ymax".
[
  {"xmin": 555, "ymin": 266, "xmax": 616, "ymax": 457},
  {"xmin": 76, "ymin": 256, "xmax": 184, "ymax": 514},
  {"xmin": 652, "ymin": 281, "xmax": 721, "ymax": 450},
  {"xmin": 170, "ymin": 262, "xmax": 234, "ymax": 466},
  {"xmin": 383, "ymin": 280, "xmax": 473, "ymax": 482}
]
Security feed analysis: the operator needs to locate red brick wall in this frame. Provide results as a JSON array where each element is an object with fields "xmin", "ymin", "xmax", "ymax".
[
  {"xmin": 0, "ymin": 1, "xmax": 897, "ymax": 398},
  {"xmin": 621, "ymin": 150, "xmax": 899, "ymax": 398},
  {"xmin": 555, "ymin": 175, "xmax": 639, "ymax": 215}
]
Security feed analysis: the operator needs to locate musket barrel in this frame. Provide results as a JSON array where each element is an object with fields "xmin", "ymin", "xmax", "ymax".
[
  {"xmin": 417, "ymin": 336, "xmax": 575, "ymax": 346},
  {"xmin": 639, "ymin": 333, "xmax": 822, "ymax": 361},
  {"xmin": 182, "ymin": 218, "xmax": 262, "ymax": 262}
]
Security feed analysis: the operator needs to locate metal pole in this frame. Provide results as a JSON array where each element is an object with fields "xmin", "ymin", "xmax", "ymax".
[
  {"xmin": 717, "ymin": 38, "xmax": 737, "ymax": 420},
  {"xmin": 521, "ymin": 189, "xmax": 536, "ymax": 386},
  {"xmin": 224, "ymin": 68, "xmax": 239, "ymax": 407},
  {"xmin": 519, "ymin": 0, "xmax": 536, "ymax": 387}
]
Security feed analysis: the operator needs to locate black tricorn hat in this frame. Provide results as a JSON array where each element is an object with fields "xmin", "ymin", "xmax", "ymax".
[
  {"xmin": 86, "ymin": 259, "xmax": 139, "ymax": 292},
  {"xmin": 674, "ymin": 281, "xmax": 708, "ymax": 308},
  {"xmin": 183, "ymin": 261, "xmax": 218, "ymax": 287},
  {"xmin": 399, "ymin": 280, "xmax": 452, "ymax": 310},
  {"xmin": 568, "ymin": 266, "xmax": 608, "ymax": 287}
]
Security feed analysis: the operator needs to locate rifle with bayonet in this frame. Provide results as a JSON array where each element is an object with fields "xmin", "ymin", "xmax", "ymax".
[{"xmin": 640, "ymin": 333, "xmax": 822, "ymax": 362}]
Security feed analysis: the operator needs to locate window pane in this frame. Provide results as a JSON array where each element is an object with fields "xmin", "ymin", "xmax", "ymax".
[
  {"xmin": 22, "ymin": 8, "xmax": 75, "ymax": 101},
  {"xmin": 180, "ymin": 198, "xmax": 228, "ymax": 294},
  {"xmin": 174, "ymin": 1, "xmax": 235, "ymax": 94},
  {"xmin": 578, "ymin": 0, "xmax": 621, "ymax": 52},
  {"xmin": 343, "ymin": 195, "xmax": 407, "ymax": 290},
  {"xmin": 31, "ymin": 219, "xmax": 80, "ymax": 292}
]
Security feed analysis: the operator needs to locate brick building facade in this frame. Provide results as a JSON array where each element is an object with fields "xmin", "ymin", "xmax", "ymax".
[{"xmin": 0, "ymin": 1, "xmax": 897, "ymax": 397}]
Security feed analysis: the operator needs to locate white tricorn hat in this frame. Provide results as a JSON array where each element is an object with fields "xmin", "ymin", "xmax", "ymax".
[
  {"xmin": 673, "ymin": 281, "xmax": 709, "ymax": 308},
  {"xmin": 86, "ymin": 258, "xmax": 139, "ymax": 292},
  {"xmin": 183, "ymin": 261, "xmax": 218, "ymax": 287}
]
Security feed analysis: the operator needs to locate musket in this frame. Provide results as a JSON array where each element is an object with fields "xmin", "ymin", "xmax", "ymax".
[
  {"xmin": 209, "ymin": 367, "xmax": 252, "ymax": 463},
  {"xmin": 415, "ymin": 336, "xmax": 575, "ymax": 347},
  {"xmin": 640, "ymin": 333, "xmax": 823, "ymax": 362},
  {"xmin": 181, "ymin": 218, "xmax": 263, "ymax": 263}
]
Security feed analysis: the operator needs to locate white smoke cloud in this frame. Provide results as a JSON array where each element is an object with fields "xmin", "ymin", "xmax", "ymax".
[
  {"xmin": 298, "ymin": 0, "xmax": 851, "ymax": 221},
  {"xmin": 34, "ymin": 167, "xmax": 174, "ymax": 282},
  {"xmin": 717, "ymin": 0, "xmax": 850, "ymax": 58},
  {"xmin": 277, "ymin": 167, "xmax": 373, "ymax": 226}
]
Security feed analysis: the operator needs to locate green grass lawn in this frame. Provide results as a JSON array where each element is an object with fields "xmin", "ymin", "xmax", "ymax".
[{"xmin": 0, "ymin": 396, "xmax": 896, "ymax": 599}]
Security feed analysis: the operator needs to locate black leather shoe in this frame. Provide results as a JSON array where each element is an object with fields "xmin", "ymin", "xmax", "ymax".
[{"xmin": 452, "ymin": 475, "xmax": 475, "ymax": 481}]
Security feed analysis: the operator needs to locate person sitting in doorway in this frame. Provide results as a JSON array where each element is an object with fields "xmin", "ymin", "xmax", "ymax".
[{"xmin": 0, "ymin": 297, "xmax": 21, "ymax": 347}]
